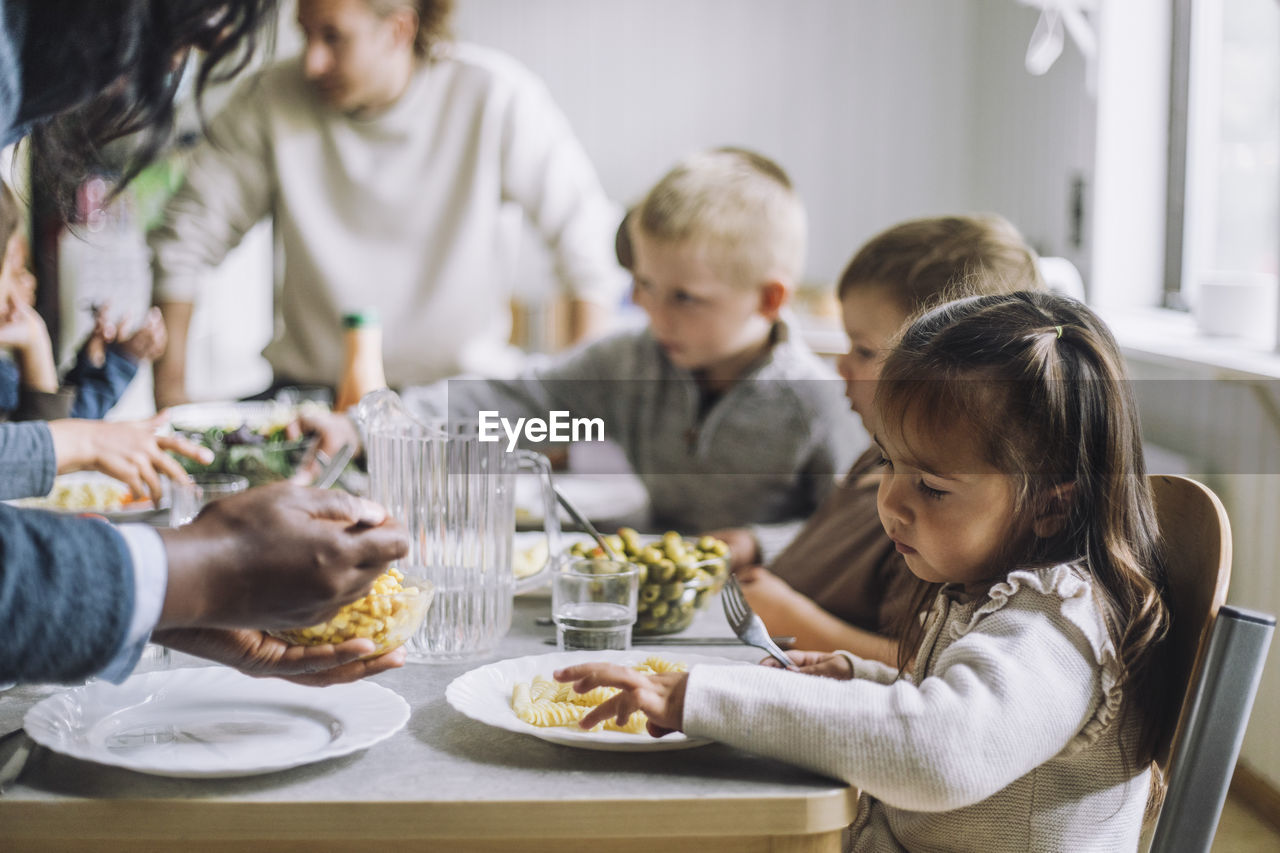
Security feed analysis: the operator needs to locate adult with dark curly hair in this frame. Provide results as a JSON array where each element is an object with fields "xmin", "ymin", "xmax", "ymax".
[{"xmin": 0, "ymin": 0, "xmax": 412, "ymax": 688}]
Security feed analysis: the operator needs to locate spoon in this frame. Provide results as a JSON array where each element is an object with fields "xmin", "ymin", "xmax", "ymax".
[{"xmin": 553, "ymin": 486, "xmax": 623, "ymax": 561}]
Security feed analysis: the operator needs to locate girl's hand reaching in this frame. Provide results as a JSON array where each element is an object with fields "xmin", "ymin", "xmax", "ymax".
[{"xmin": 554, "ymin": 662, "xmax": 689, "ymax": 737}]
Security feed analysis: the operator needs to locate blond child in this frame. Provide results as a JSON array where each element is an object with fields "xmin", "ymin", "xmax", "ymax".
[
  {"xmin": 403, "ymin": 147, "xmax": 861, "ymax": 544},
  {"xmin": 724, "ymin": 215, "xmax": 1046, "ymax": 663},
  {"xmin": 558, "ymin": 290, "xmax": 1171, "ymax": 851}
]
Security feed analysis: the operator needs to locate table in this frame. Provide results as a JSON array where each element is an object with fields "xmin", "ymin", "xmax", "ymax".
[{"xmin": 0, "ymin": 596, "xmax": 857, "ymax": 852}]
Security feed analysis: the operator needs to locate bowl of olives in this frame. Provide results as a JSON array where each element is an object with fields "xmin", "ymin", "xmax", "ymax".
[{"xmin": 565, "ymin": 527, "xmax": 731, "ymax": 635}]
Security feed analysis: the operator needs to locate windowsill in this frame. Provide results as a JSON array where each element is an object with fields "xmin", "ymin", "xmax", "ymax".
[
  {"xmin": 793, "ymin": 304, "xmax": 1280, "ymax": 381},
  {"xmin": 1094, "ymin": 306, "xmax": 1280, "ymax": 381}
]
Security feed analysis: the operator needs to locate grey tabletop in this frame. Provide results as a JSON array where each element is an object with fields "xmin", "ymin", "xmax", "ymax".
[{"xmin": 0, "ymin": 596, "xmax": 842, "ymax": 806}]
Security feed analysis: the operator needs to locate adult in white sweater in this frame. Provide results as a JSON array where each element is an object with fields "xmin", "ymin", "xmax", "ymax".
[{"xmin": 151, "ymin": 0, "xmax": 626, "ymax": 405}]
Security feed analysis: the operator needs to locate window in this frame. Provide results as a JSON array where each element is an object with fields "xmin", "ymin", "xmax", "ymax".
[{"xmin": 1166, "ymin": 0, "xmax": 1279, "ymax": 337}]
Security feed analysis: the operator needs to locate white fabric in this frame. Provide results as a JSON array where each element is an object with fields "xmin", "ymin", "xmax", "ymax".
[
  {"xmin": 682, "ymin": 563, "xmax": 1148, "ymax": 852},
  {"xmin": 150, "ymin": 44, "xmax": 628, "ymax": 388},
  {"xmin": 95, "ymin": 524, "xmax": 167, "ymax": 683}
]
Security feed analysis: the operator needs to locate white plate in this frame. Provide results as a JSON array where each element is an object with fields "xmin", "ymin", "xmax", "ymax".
[
  {"xmin": 8, "ymin": 471, "xmax": 164, "ymax": 520},
  {"xmin": 166, "ymin": 400, "xmax": 298, "ymax": 433},
  {"xmin": 511, "ymin": 531, "xmax": 595, "ymax": 589},
  {"xmin": 24, "ymin": 666, "xmax": 409, "ymax": 778},
  {"xmin": 445, "ymin": 649, "xmax": 744, "ymax": 752}
]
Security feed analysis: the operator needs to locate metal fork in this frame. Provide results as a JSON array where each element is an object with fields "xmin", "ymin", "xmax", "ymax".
[{"xmin": 721, "ymin": 574, "xmax": 801, "ymax": 670}]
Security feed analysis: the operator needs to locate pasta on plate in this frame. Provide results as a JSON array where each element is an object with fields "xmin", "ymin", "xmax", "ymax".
[
  {"xmin": 510, "ymin": 656, "xmax": 687, "ymax": 734},
  {"xmin": 12, "ymin": 473, "xmax": 152, "ymax": 514}
]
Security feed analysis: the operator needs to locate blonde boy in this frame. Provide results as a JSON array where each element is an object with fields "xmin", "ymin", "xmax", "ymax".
[{"xmin": 406, "ymin": 147, "xmax": 861, "ymax": 549}]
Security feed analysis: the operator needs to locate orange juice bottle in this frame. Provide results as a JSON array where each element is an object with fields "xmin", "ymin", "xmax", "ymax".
[{"xmin": 334, "ymin": 310, "xmax": 387, "ymax": 412}]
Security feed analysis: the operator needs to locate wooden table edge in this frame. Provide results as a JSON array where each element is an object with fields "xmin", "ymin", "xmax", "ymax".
[{"xmin": 0, "ymin": 788, "xmax": 859, "ymax": 840}]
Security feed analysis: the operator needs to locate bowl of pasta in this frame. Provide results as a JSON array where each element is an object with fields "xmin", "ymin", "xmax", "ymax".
[{"xmin": 270, "ymin": 568, "xmax": 434, "ymax": 659}]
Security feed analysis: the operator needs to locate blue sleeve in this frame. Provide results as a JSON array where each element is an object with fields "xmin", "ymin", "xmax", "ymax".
[
  {"xmin": 0, "ymin": 357, "xmax": 19, "ymax": 412},
  {"xmin": 0, "ymin": 420, "xmax": 56, "ymax": 499},
  {"xmin": 0, "ymin": 504, "xmax": 135, "ymax": 684},
  {"xmin": 0, "ymin": 2, "xmax": 24, "ymax": 146},
  {"xmin": 66, "ymin": 345, "xmax": 138, "ymax": 420}
]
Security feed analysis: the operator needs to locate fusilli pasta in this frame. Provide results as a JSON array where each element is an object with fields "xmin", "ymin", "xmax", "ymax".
[{"xmin": 509, "ymin": 657, "xmax": 687, "ymax": 735}]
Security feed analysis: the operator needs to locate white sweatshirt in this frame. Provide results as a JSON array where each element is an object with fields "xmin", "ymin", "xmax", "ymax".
[
  {"xmin": 150, "ymin": 44, "xmax": 628, "ymax": 388},
  {"xmin": 683, "ymin": 564, "xmax": 1150, "ymax": 852}
]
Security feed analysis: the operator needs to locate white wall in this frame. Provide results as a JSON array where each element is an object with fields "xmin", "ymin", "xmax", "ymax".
[
  {"xmin": 1090, "ymin": 0, "xmax": 1171, "ymax": 309},
  {"xmin": 454, "ymin": 0, "xmax": 982, "ymax": 289},
  {"xmin": 969, "ymin": 0, "xmax": 1096, "ymax": 275}
]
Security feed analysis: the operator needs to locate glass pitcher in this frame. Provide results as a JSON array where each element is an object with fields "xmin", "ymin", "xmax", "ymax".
[{"xmin": 354, "ymin": 388, "xmax": 560, "ymax": 662}]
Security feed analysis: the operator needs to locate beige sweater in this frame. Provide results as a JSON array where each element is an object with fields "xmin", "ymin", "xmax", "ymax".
[
  {"xmin": 683, "ymin": 564, "xmax": 1149, "ymax": 852},
  {"xmin": 150, "ymin": 44, "xmax": 626, "ymax": 388}
]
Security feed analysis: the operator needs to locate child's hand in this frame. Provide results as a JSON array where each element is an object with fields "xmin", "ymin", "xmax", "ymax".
[
  {"xmin": 701, "ymin": 527, "xmax": 759, "ymax": 570},
  {"xmin": 48, "ymin": 414, "xmax": 215, "ymax": 502},
  {"xmin": 0, "ymin": 299, "xmax": 58, "ymax": 392},
  {"xmin": 760, "ymin": 650, "xmax": 855, "ymax": 680},
  {"xmin": 81, "ymin": 303, "xmax": 116, "ymax": 367},
  {"xmin": 554, "ymin": 663, "xmax": 689, "ymax": 736},
  {"xmin": 0, "ymin": 298, "xmax": 48, "ymax": 348},
  {"xmin": 735, "ymin": 565, "xmax": 804, "ymax": 627},
  {"xmin": 285, "ymin": 410, "xmax": 362, "ymax": 484},
  {"xmin": 116, "ymin": 306, "xmax": 167, "ymax": 363}
]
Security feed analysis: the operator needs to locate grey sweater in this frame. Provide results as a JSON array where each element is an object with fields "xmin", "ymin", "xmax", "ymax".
[
  {"xmin": 0, "ymin": 420, "xmax": 55, "ymax": 500},
  {"xmin": 404, "ymin": 320, "xmax": 864, "ymax": 555}
]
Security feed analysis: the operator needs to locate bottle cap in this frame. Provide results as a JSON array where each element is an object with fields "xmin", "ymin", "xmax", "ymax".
[{"xmin": 342, "ymin": 309, "xmax": 380, "ymax": 329}]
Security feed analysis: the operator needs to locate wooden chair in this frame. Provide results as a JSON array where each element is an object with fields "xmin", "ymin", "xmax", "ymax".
[{"xmin": 1146, "ymin": 475, "xmax": 1276, "ymax": 852}]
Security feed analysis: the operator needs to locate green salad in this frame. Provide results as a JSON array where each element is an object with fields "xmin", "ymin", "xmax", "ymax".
[{"xmin": 175, "ymin": 422, "xmax": 310, "ymax": 485}]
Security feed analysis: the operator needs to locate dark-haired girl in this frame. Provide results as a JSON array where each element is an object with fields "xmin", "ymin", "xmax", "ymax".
[{"xmin": 556, "ymin": 290, "xmax": 1170, "ymax": 851}]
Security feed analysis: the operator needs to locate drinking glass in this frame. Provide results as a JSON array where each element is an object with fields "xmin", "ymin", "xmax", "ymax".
[
  {"xmin": 169, "ymin": 473, "xmax": 250, "ymax": 527},
  {"xmin": 552, "ymin": 558, "xmax": 639, "ymax": 651}
]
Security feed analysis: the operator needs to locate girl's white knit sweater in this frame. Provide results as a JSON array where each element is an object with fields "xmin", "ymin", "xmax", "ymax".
[{"xmin": 684, "ymin": 564, "xmax": 1149, "ymax": 852}]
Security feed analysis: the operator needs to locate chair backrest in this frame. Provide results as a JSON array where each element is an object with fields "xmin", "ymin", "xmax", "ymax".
[
  {"xmin": 1149, "ymin": 474, "xmax": 1232, "ymax": 772},
  {"xmin": 1149, "ymin": 606, "xmax": 1275, "ymax": 852},
  {"xmin": 1147, "ymin": 475, "xmax": 1276, "ymax": 853}
]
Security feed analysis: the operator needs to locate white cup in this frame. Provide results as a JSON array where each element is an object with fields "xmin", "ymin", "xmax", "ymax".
[{"xmin": 1195, "ymin": 271, "xmax": 1278, "ymax": 343}]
